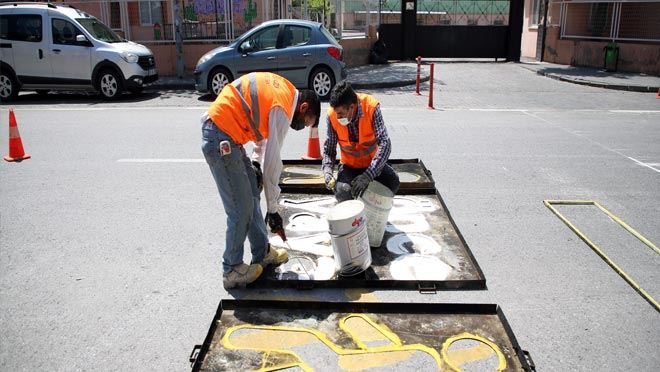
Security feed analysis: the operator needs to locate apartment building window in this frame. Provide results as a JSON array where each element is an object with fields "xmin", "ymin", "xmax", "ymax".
[
  {"xmin": 530, "ymin": 0, "xmax": 541, "ymax": 26},
  {"xmin": 139, "ymin": 1, "xmax": 163, "ymax": 26}
]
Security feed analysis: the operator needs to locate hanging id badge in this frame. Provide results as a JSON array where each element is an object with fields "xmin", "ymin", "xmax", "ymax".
[{"xmin": 219, "ymin": 140, "xmax": 231, "ymax": 156}]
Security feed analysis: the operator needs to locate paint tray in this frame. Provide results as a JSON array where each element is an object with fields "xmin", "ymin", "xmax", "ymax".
[
  {"xmin": 190, "ymin": 300, "xmax": 535, "ymax": 371},
  {"xmin": 256, "ymin": 189, "xmax": 485, "ymax": 290},
  {"xmin": 279, "ymin": 158, "xmax": 435, "ymax": 191}
]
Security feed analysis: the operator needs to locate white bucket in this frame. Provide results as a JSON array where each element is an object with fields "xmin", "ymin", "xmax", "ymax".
[
  {"xmin": 326, "ymin": 200, "xmax": 372, "ymax": 276},
  {"xmin": 359, "ymin": 181, "xmax": 394, "ymax": 247}
]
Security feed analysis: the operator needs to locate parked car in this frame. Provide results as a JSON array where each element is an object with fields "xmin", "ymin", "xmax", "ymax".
[
  {"xmin": 194, "ymin": 19, "xmax": 346, "ymax": 100},
  {"xmin": 0, "ymin": 3, "xmax": 158, "ymax": 101}
]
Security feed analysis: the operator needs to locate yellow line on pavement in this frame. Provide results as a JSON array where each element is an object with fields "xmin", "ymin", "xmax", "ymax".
[{"xmin": 544, "ymin": 199, "xmax": 659, "ymax": 312}]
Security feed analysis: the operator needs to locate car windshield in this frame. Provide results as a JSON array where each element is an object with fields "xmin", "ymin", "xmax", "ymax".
[
  {"xmin": 319, "ymin": 25, "xmax": 340, "ymax": 45},
  {"xmin": 76, "ymin": 18, "xmax": 123, "ymax": 43}
]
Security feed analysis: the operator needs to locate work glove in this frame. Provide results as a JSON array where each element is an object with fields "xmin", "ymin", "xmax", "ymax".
[
  {"xmin": 324, "ymin": 172, "xmax": 336, "ymax": 191},
  {"xmin": 265, "ymin": 212, "xmax": 284, "ymax": 233},
  {"xmin": 251, "ymin": 161, "xmax": 263, "ymax": 192},
  {"xmin": 351, "ymin": 173, "xmax": 371, "ymax": 199}
]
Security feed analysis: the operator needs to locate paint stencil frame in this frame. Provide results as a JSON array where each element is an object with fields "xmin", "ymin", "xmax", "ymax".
[
  {"xmin": 189, "ymin": 300, "xmax": 535, "ymax": 371},
  {"xmin": 279, "ymin": 158, "xmax": 436, "ymax": 191},
  {"xmin": 254, "ymin": 190, "xmax": 486, "ymax": 290},
  {"xmin": 256, "ymin": 158, "xmax": 485, "ymax": 290}
]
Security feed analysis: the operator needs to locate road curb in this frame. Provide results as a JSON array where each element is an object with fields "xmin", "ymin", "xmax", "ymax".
[
  {"xmin": 150, "ymin": 76, "xmax": 430, "ymax": 91},
  {"xmin": 519, "ymin": 65, "xmax": 657, "ymax": 93},
  {"xmin": 350, "ymin": 75, "xmax": 430, "ymax": 90}
]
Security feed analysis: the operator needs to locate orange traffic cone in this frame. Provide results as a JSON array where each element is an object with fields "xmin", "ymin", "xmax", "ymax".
[
  {"xmin": 301, "ymin": 126, "xmax": 322, "ymax": 160},
  {"xmin": 4, "ymin": 109, "xmax": 31, "ymax": 162}
]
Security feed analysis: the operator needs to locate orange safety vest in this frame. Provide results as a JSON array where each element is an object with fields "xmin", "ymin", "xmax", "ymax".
[
  {"xmin": 207, "ymin": 72, "xmax": 297, "ymax": 145},
  {"xmin": 328, "ymin": 93, "xmax": 379, "ymax": 169}
]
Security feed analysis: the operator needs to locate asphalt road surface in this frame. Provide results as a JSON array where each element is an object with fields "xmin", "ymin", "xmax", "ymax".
[{"xmin": 1, "ymin": 63, "xmax": 659, "ymax": 371}]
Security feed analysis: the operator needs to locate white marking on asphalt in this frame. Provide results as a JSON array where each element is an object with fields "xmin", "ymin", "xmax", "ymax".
[
  {"xmin": 16, "ymin": 107, "xmax": 207, "ymax": 111},
  {"xmin": 523, "ymin": 111, "xmax": 660, "ymax": 175},
  {"xmin": 627, "ymin": 157, "xmax": 660, "ymax": 173},
  {"xmin": 117, "ymin": 158, "xmax": 205, "ymax": 163},
  {"xmin": 609, "ymin": 110, "xmax": 660, "ymax": 114}
]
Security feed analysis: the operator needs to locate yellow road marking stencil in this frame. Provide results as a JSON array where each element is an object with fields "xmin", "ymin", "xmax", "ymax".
[
  {"xmin": 442, "ymin": 333, "xmax": 507, "ymax": 371},
  {"xmin": 218, "ymin": 313, "xmax": 513, "ymax": 371},
  {"xmin": 544, "ymin": 199, "xmax": 659, "ymax": 311}
]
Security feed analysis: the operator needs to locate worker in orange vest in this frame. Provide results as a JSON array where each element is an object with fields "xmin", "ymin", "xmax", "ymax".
[
  {"xmin": 201, "ymin": 72, "xmax": 321, "ymax": 289},
  {"xmin": 322, "ymin": 81, "xmax": 399, "ymax": 201}
]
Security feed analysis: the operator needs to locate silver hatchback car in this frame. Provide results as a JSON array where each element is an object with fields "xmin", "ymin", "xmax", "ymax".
[{"xmin": 194, "ymin": 19, "xmax": 346, "ymax": 100}]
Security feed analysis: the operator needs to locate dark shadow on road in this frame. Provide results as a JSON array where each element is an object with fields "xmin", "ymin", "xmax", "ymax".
[{"xmin": 535, "ymin": 66, "xmax": 633, "ymax": 80}]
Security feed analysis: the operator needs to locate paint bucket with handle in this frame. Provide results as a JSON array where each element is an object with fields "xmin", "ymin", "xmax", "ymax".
[
  {"xmin": 359, "ymin": 181, "xmax": 394, "ymax": 247},
  {"xmin": 326, "ymin": 200, "xmax": 372, "ymax": 276}
]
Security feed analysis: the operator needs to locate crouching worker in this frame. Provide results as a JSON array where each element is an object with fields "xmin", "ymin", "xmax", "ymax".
[
  {"xmin": 322, "ymin": 81, "xmax": 399, "ymax": 202},
  {"xmin": 202, "ymin": 72, "xmax": 321, "ymax": 289}
]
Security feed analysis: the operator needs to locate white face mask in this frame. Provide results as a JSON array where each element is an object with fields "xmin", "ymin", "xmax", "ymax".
[{"xmin": 337, "ymin": 117, "xmax": 350, "ymax": 126}]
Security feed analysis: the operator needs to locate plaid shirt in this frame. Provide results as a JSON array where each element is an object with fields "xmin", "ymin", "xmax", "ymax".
[{"xmin": 322, "ymin": 103, "xmax": 391, "ymax": 181}]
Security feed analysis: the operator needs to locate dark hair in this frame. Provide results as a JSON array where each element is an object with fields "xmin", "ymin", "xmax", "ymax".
[
  {"xmin": 298, "ymin": 89, "xmax": 321, "ymax": 127},
  {"xmin": 329, "ymin": 80, "xmax": 358, "ymax": 108}
]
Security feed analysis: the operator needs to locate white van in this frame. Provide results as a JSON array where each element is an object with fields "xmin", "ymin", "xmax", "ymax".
[{"xmin": 0, "ymin": 2, "xmax": 158, "ymax": 101}]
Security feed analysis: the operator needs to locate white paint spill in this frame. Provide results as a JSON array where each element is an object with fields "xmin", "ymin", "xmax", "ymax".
[
  {"xmin": 397, "ymin": 171, "xmax": 421, "ymax": 182},
  {"xmin": 390, "ymin": 254, "xmax": 452, "ymax": 281},
  {"xmin": 287, "ymin": 213, "xmax": 329, "ymax": 233},
  {"xmin": 391, "ymin": 196, "xmax": 437, "ymax": 215},
  {"xmin": 313, "ymin": 256, "xmax": 336, "ymax": 280},
  {"xmin": 269, "ymin": 233, "xmax": 334, "ymax": 257},
  {"xmin": 385, "ymin": 214, "xmax": 431, "ymax": 233},
  {"xmin": 387, "ymin": 234, "xmax": 442, "ymax": 256},
  {"xmin": 276, "ymin": 256, "xmax": 316, "ymax": 280},
  {"xmin": 283, "ymin": 166, "xmax": 324, "ymax": 176},
  {"xmin": 281, "ymin": 197, "xmax": 336, "ymax": 215}
]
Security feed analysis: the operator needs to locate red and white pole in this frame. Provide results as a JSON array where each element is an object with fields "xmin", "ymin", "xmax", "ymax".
[
  {"xmin": 415, "ymin": 56, "xmax": 421, "ymax": 95},
  {"xmin": 428, "ymin": 63, "xmax": 435, "ymax": 110}
]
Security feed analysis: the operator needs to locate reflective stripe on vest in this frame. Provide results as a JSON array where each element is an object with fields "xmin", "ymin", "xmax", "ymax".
[
  {"xmin": 328, "ymin": 93, "xmax": 380, "ymax": 168},
  {"xmin": 232, "ymin": 73, "xmax": 263, "ymax": 142},
  {"xmin": 339, "ymin": 138, "xmax": 377, "ymax": 158}
]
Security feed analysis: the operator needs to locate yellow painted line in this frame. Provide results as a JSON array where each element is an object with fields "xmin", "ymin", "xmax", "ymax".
[
  {"xmin": 221, "ymin": 313, "xmax": 445, "ymax": 370},
  {"xmin": 338, "ymin": 314, "xmax": 402, "ymax": 349},
  {"xmin": 544, "ymin": 200, "xmax": 659, "ymax": 311},
  {"xmin": 441, "ymin": 332, "xmax": 507, "ymax": 371}
]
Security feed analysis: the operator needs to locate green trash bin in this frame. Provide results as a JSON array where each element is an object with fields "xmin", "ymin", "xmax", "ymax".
[{"xmin": 603, "ymin": 42, "xmax": 619, "ymax": 72}]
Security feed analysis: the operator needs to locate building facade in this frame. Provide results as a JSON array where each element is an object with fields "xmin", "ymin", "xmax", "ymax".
[{"xmin": 522, "ymin": 0, "xmax": 660, "ymax": 75}]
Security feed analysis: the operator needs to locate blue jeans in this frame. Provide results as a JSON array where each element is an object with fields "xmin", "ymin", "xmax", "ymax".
[{"xmin": 201, "ymin": 120, "xmax": 268, "ymax": 273}]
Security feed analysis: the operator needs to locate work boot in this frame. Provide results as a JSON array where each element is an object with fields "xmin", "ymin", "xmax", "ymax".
[
  {"xmin": 261, "ymin": 244, "xmax": 289, "ymax": 267},
  {"xmin": 223, "ymin": 263, "xmax": 263, "ymax": 289}
]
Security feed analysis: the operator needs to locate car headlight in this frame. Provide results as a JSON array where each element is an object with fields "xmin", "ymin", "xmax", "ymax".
[
  {"xmin": 120, "ymin": 52, "xmax": 139, "ymax": 63},
  {"xmin": 197, "ymin": 53, "xmax": 213, "ymax": 67}
]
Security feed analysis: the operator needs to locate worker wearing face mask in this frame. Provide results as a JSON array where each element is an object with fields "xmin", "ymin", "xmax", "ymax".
[
  {"xmin": 202, "ymin": 72, "xmax": 321, "ymax": 289},
  {"xmin": 322, "ymin": 80, "xmax": 400, "ymax": 202}
]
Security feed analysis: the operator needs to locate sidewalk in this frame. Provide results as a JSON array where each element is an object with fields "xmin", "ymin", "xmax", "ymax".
[
  {"xmin": 153, "ymin": 60, "xmax": 659, "ymax": 93},
  {"xmin": 153, "ymin": 62, "xmax": 430, "ymax": 91},
  {"xmin": 518, "ymin": 59, "xmax": 660, "ymax": 93}
]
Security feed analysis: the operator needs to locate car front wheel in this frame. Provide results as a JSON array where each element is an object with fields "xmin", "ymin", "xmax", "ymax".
[
  {"xmin": 98, "ymin": 69, "xmax": 123, "ymax": 100},
  {"xmin": 209, "ymin": 67, "xmax": 233, "ymax": 96},
  {"xmin": 0, "ymin": 70, "xmax": 19, "ymax": 102},
  {"xmin": 309, "ymin": 67, "xmax": 335, "ymax": 100}
]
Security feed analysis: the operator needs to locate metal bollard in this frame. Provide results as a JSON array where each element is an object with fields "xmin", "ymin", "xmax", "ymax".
[
  {"xmin": 428, "ymin": 63, "xmax": 434, "ymax": 110},
  {"xmin": 415, "ymin": 56, "xmax": 421, "ymax": 95}
]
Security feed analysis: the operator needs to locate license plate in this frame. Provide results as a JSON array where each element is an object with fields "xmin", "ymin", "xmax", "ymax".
[{"xmin": 148, "ymin": 68, "xmax": 156, "ymax": 76}]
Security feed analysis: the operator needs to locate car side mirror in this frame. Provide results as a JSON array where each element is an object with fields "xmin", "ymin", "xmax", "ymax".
[
  {"xmin": 240, "ymin": 41, "xmax": 253, "ymax": 55},
  {"xmin": 76, "ymin": 34, "xmax": 92, "ymax": 47}
]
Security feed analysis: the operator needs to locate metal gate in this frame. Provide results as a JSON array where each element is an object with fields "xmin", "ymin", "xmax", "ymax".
[{"xmin": 379, "ymin": 0, "xmax": 524, "ymax": 60}]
